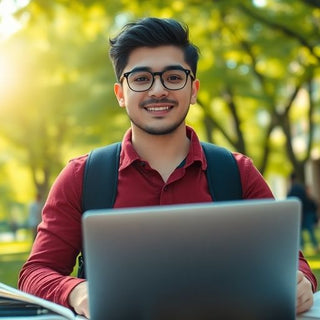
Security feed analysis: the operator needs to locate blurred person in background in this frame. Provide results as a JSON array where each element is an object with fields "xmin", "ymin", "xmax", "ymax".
[
  {"xmin": 287, "ymin": 173, "xmax": 319, "ymax": 253},
  {"xmin": 27, "ymin": 193, "xmax": 42, "ymax": 240}
]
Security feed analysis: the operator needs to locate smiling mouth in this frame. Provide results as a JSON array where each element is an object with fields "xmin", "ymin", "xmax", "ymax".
[
  {"xmin": 140, "ymin": 98, "xmax": 177, "ymax": 112},
  {"xmin": 145, "ymin": 105, "xmax": 173, "ymax": 112}
]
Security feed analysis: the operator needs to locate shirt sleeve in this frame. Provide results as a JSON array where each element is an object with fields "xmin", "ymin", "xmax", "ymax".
[
  {"xmin": 299, "ymin": 251, "xmax": 317, "ymax": 292},
  {"xmin": 233, "ymin": 152, "xmax": 274, "ymax": 199},
  {"xmin": 18, "ymin": 156, "xmax": 87, "ymax": 308},
  {"xmin": 234, "ymin": 152, "xmax": 317, "ymax": 291}
]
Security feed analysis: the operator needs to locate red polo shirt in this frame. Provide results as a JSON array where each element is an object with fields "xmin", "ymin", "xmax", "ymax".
[{"xmin": 18, "ymin": 126, "xmax": 317, "ymax": 308}]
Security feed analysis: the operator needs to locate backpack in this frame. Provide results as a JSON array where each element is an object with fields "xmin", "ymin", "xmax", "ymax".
[{"xmin": 78, "ymin": 141, "xmax": 242, "ymax": 278}]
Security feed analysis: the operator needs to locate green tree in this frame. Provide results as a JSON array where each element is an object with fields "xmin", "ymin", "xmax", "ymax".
[
  {"xmin": 0, "ymin": 1, "xmax": 127, "ymax": 200},
  {"xmin": 0, "ymin": 0, "xmax": 319, "ymax": 204}
]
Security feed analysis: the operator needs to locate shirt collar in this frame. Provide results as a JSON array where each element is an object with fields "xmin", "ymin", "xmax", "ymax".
[
  {"xmin": 119, "ymin": 129, "xmax": 140, "ymax": 170},
  {"xmin": 119, "ymin": 126, "xmax": 207, "ymax": 171},
  {"xmin": 185, "ymin": 126, "xmax": 207, "ymax": 170}
]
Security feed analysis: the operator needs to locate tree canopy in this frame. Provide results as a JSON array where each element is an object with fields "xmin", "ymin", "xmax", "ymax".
[{"xmin": 0, "ymin": 0, "xmax": 319, "ymax": 215}]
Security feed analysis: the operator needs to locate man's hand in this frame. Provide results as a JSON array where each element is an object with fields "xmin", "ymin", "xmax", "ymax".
[
  {"xmin": 68, "ymin": 281, "xmax": 90, "ymax": 319},
  {"xmin": 296, "ymin": 270, "xmax": 313, "ymax": 314}
]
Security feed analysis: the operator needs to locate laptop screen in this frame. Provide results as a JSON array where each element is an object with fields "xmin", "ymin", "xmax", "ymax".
[{"xmin": 82, "ymin": 198, "xmax": 300, "ymax": 319}]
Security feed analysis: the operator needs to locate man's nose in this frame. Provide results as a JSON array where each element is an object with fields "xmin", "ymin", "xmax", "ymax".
[{"xmin": 148, "ymin": 75, "xmax": 168, "ymax": 96}]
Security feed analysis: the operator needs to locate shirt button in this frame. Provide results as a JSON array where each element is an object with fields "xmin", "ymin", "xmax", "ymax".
[
  {"xmin": 163, "ymin": 186, "xmax": 168, "ymax": 191},
  {"xmin": 140, "ymin": 161, "xmax": 146, "ymax": 167}
]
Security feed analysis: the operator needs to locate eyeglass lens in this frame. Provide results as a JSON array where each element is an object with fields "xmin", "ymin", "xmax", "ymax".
[{"xmin": 127, "ymin": 69, "xmax": 188, "ymax": 92}]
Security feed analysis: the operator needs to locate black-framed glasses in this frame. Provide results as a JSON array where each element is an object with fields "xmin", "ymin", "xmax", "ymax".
[{"xmin": 120, "ymin": 66, "xmax": 195, "ymax": 92}]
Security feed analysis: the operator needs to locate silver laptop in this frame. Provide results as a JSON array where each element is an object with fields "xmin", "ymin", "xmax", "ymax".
[{"xmin": 82, "ymin": 198, "xmax": 301, "ymax": 320}]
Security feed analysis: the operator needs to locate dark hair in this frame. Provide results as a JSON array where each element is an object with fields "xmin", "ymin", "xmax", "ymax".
[{"xmin": 109, "ymin": 17, "xmax": 200, "ymax": 81}]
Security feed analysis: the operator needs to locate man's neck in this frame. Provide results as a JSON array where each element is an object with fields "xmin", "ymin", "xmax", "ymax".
[{"xmin": 131, "ymin": 125, "xmax": 190, "ymax": 182}]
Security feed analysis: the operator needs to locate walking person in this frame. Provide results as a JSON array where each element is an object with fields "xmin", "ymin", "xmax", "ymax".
[
  {"xmin": 302, "ymin": 186, "xmax": 319, "ymax": 252},
  {"xmin": 27, "ymin": 193, "xmax": 42, "ymax": 240},
  {"xmin": 287, "ymin": 173, "xmax": 319, "ymax": 252}
]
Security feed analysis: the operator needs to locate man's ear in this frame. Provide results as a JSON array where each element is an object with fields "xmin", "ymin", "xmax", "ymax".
[
  {"xmin": 190, "ymin": 79, "xmax": 200, "ymax": 105},
  {"xmin": 114, "ymin": 83, "xmax": 125, "ymax": 107}
]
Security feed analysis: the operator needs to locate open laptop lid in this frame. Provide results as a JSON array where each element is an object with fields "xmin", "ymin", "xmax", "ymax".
[{"xmin": 82, "ymin": 198, "xmax": 301, "ymax": 320}]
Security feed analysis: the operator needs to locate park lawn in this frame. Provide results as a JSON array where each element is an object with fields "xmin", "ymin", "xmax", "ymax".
[
  {"xmin": 0, "ymin": 238, "xmax": 79, "ymax": 288},
  {"xmin": 0, "ymin": 240, "xmax": 31, "ymax": 287},
  {"xmin": 308, "ymin": 256, "xmax": 320, "ymax": 284},
  {"xmin": 0, "ymin": 253, "xmax": 29, "ymax": 287}
]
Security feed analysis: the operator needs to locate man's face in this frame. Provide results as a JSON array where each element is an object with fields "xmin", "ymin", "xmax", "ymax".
[{"xmin": 114, "ymin": 45, "xmax": 200, "ymax": 136}]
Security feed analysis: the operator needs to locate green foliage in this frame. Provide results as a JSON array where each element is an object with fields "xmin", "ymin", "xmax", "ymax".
[{"xmin": 0, "ymin": 0, "xmax": 319, "ymax": 209}]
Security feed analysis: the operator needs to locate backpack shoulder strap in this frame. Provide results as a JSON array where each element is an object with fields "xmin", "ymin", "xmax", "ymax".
[
  {"xmin": 201, "ymin": 141, "xmax": 242, "ymax": 201},
  {"xmin": 82, "ymin": 142, "xmax": 121, "ymax": 212},
  {"xmin": 79, "ymin": 142, "xmax": 121, "ymax": 279}
]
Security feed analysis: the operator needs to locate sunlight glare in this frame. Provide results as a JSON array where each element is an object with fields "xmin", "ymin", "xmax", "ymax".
[
  {"xmin": 0, "ymin": 0, "xmax": 30, "ymax": 40},
  {"xmin": 0, "ymin": 15, "xmax": 20, "ymax": 39},
  {"xmin": 252, "ymin": 0, "xmax": 267, "ymax": 7},
  {"xmin": 0, "ymin": 53, "xmax": 17, "ymax": 100}
]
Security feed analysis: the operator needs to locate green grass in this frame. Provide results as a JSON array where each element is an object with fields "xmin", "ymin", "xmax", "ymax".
[
  {"xmin": 0, "ymin": 230, "xmax": 79, "ymax": 288},
  {"xmin": 306, "ymin": 253, "xmax": 320, "ymax": 285},
  {"xmin": 0, "ymin": 239, "xmax": 31, "ymax": 287},
  {"xmin": 0, "ymin": 253, "xmax": 29, "ymax": 287},
  {"xmin": 1, "ymin": 229, "xmax": 320, "ymax": 289}
]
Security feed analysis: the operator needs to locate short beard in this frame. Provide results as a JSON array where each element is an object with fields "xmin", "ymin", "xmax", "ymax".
[{"xmin": 129, "ymin": 108, "xmax": 189, "ymax": 136}]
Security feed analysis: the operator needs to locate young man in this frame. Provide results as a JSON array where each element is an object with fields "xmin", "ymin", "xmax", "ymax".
[{"xmin": 18, "ymin": 17, "xmax": 316, "ymax": 318}]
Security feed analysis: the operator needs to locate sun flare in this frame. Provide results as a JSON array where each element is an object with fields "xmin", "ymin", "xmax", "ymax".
[
  {"xmin": 0, "ymin": 0, "xmax": 30, "ymax": 40},
  {"xmin": 0, "ymin": 52, "xmax": 19, "ymax": 104}
]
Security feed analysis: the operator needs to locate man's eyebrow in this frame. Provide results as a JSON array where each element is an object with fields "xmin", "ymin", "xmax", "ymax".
[
  {"xmin": 127, "ymin": 65, "xmax": 185, "ymax": 73},
  {"xmin": 127, "ymin": 66, "xmax": 152, "ymax": 73}
]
